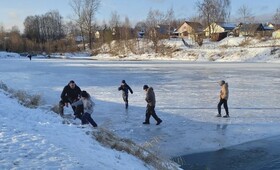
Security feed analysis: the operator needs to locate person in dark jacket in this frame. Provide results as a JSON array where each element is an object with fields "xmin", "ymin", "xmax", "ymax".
[
  {"xmin": 118, "ymin": 80, "xmax": 133, "ymax": 109},
  {"xmin": 142, "ymin": 85, "xmax": 162, "ymax": 125},
  {"xmin": 59, "ymin": 80, "xmax": 83, "ymax": 118}
]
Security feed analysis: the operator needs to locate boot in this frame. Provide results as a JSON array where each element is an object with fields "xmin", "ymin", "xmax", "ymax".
[
  {"xmin": 156, "ymin": 120, "xmax": 162, "ymax": 125},
  {"xmin": 125, "ymin": 103, "xmax": 128, "ymax": 109},
  {"xmin": 216, "ymin": 114, "xmax": 221, "ymax": 117}
]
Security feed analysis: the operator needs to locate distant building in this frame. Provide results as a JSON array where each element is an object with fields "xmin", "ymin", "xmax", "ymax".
[
  {"xmin": 238, "ymin": 23, "xmax": 265, "ymax": 37},
  {"xmin": 204, "ymin": 22, "xmax": 237, "ymax": 37},
  {"xmin": 177, "ymin": 21, "xmax": 204, "ymax": 39},
  {"xmin": 273, "ymin": 29, "xmax": 280, "ymax": 39}
]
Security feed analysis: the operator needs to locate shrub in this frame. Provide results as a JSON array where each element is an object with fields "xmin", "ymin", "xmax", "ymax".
[
  {"xmin": 0, "ymin": 81, "xmax": 41, "ymax": 108},
  {"xmin": 92, "ymin": 128, "xmax": 180, "ymax": 170}
]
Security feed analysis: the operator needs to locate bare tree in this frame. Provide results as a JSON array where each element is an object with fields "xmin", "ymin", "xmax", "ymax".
[
  {"xmin": 109, "ymin": 11, "xmax": 121, "ymax": 40},
  {"xmin": 24, "ymin": 16, "xmax": 40, "ymax": 43},
  {"xmin": 197, "ymin": 0, "xmax": 231, "ymax": 37},
  {"xmin": 82, "ymin": 0, "xmax": 100, "ymax": 49},
  {"xmin": 274, "ymin": 7, "xmax": 280, "ymax": 24},
  {"xmin": 237, "ymin": 5, "xmax": 256, "ymax": 39},
  {"xmin": 146, "ymin": 9, "xmax": 165, "ymax": 53},
  {"xmin": 165, "ymin": 7, "xmax": 175, "ymax": 39},
  {"xmin": 69, "ymin": 0, "xmax": 85, "ymax": 49},
  {"xmin": 238, "ymin": 4, "xmax": 254, "ymax": 23},
  {"xmin": 0, "ymin": 24, "xmax": 5, "ymax": 50},
  {"xmin": 69, "ymin": 0, "xmax": 100, "ymax": 50}
]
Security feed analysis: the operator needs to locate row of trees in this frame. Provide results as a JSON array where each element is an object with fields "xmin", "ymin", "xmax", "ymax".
[{"xmin": 0, "ymin": 0, "xmax": 280, "ymax": 55}]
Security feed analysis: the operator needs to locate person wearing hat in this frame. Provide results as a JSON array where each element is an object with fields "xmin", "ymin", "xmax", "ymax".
[
  {"xmin": 118, "ymin": 80, "xmax": 133, "ymax": 109},
  {"xmin": 72, "ymin": 90, "xmax": 98, "ymax": 127},
  {"xmin": 217, "ymin": 80, "xmax": 229, "ymax": 118},
  {"xmin": 142, "ymin": 85, "xmax": 162, "ymax": 125},
  {"xmin": 58, "ymin": 80, "xmax": 82, "ymax": 117}
]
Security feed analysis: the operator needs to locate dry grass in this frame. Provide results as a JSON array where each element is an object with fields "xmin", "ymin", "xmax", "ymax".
[
  {"xmin": 239, "ymin": 38, "xmax": 252, "ymax": 47},
  {"xmin": 0, "ymin": 81, "xmax": 41, "ymax": 108},
  {"xmin": 92, "ymin": 127, "xmax": 180, "ymax": 170}
]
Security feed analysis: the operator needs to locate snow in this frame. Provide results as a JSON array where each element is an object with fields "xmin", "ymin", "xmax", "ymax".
[
  {"xmin": 0, "ymin": 91, "xmax": 153, "ymax": 169},
  {"xmin": 0, "ymin": 37, "xmax": 280, "ymax": 169}
]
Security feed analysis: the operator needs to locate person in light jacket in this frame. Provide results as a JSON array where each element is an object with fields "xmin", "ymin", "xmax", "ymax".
[
  {"xmin": 217, "ymin": 80, "xmax": 229, "ymax": 118},
  {"xmin": 72, "ymin": 90, "xmax": 98, "ymax": 127},
  {"xmin": 142, "ymin": 85, "xmax": 162, "ymax": 125}
]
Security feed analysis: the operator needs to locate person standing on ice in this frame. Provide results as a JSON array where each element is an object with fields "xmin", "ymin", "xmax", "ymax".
[
  {"xmin": 59, "ymin": 80, "xmax": 82, "ymax": 118},
  {"xmin": 118, "ymin": 80, "xmax": 133, "ymax": 109},
  {"xmin": 142, "ymin": 85, "xmax": 162, "ymax": 125},
  {"xmin": 217, "ymin": 80, "xmax": 229, "ymax": 118},
  {"xmin": 72, "ymin": 90, "xmax": 98, "ymax": 127}
]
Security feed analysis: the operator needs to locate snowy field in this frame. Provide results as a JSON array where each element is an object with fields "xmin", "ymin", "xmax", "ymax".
[{"xmin": 0, "ymin": 57, "xmax": 280, "ymax": 169}]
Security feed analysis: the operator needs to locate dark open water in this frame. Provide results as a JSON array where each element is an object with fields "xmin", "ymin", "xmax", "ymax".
[{"xmin": 173, "ymin": 135, "xmax": 280, "ymax": 170}]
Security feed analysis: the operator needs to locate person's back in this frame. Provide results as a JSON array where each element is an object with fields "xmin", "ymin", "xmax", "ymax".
[
  {"xmin": 220, "ymin": 83, "xmax": 229, "ymax": 100},
  {"xmin": 81, "ymin": 95, "xmax": 95, "ymax": 114},
  {"xmin": 72, "ymin": 90, "xmax": 97, "ymax": 127},
  {"xmin": 146, "ymin": 87, "xmax": 156, "ymax": 106}
]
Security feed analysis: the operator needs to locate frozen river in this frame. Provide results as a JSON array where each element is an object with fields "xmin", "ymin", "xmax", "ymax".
[{"xmin": 1, "ymin": 58, "xmax": 280, "ymax": 168}]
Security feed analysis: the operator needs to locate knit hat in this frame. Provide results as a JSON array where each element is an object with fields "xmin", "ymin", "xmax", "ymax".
[
  {"xmin": 122, "ymin": 80, "xmax": 126, "ymax": 83},
  {"xmin": 219, "ymin": 80, "xmax": 225, "ymax": 86},
  {"xmin": 81, "ymin": 91, "xmax": 88, "ymax": 98},
  {"xmin": 143, "ymin": 85, "xmax": 149, "ymax": 90},
  {"xmin": 69, "ymin": 80, "xmax": 75, "ymax": 84}
]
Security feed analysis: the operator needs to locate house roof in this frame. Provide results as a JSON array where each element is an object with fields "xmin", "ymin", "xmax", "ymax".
[
  {"xmin": 184, "ymin": 21, "xmax": 203, "ymax": 32},
  {"xmin": 239, "ymin": 23, "xmax": 264, "ymax": 32},
  {"xmin": 216, "ymin": 22, "xmax": 237, "ymax": 31}
]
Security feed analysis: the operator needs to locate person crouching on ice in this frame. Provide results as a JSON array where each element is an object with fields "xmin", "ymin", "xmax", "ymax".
[
  {"xmin": 217, "ymin": 80, "xmax": 229, "ymax": 118},
  {"xmin": 59, "ymin": 80, "xmax": 82, "ymax": 118},
  {"xmin": 72, "ymin": 91, "xmax": 98, "ymax": 127}
]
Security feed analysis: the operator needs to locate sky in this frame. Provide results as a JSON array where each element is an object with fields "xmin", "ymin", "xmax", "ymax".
[{"xmin": 0, "ymin": 0, "xmax": 280, "ymax": 32}]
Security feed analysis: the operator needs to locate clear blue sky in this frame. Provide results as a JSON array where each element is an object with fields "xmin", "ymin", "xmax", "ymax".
[{"xmin": 0, "ymin": 0, "xmax": 279, "ymax": 32}]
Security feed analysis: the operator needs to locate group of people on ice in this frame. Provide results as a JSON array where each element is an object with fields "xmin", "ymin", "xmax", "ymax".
[{"xmin": 57, "ymin": 79, "xmax": 229, "ymax": 128}]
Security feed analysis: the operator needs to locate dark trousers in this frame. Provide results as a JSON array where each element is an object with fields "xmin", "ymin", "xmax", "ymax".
[
  {"xmin": 82, "ymin": 112, "xmax": 98, "ymax": 127},
  {"xmin": 122, "ymin": 94, "xmax": 128, "ymax": 108},
  {"xmin": 73, "ymin": 104, "xmax": 84, "ymax": 120},
  {"xmin": 145, "ymin": 105, "xmax": 161, "ymax": 123},
  {"xmin": 218, "ymin": 99, "xmax": 229, "ymax": 115},
  {"xmin": 59, "ymin": 99, "xmax": 83, "ymax": 118}
]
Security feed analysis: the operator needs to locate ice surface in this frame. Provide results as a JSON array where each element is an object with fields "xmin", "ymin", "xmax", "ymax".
[{"xmin": 1, "ymin": 58, "xmax": 279, "ymax": 160}]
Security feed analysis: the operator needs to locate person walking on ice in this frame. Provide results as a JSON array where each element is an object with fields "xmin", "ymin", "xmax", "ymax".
[
  {"xmin": 217, "ymin": 80, "xmax": 229, "ymax": 118},
  {"xmin": 118, "ymin": 80, "xmax": 133, "ymax": 109},
  {"xmin": 72, "ymin": 91, "xmax": 98, "ymax": 127},
  {"xmin": 142, "ymin": 85, "xmax": 162, "ymax": 125}
]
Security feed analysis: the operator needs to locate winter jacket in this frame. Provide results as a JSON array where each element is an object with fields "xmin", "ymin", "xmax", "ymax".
[
  {"xmin": 118, "ymin": 83, "xmax": 133, "ymax": 96},
  {"xmin": 220, "ymin": 83, "xmax": 229, "ymax": 100},
  {"xmin": 72, "ymin": 96, "xmax": 95, "ymax": 114},
  {"xmin": 145, "ymin": 87, "xmax": 156, "ymax": 106},
  {"xmin": 60, "ymin": 84, "xmax": 81, "ymax": 103}
]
